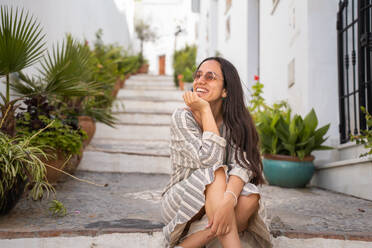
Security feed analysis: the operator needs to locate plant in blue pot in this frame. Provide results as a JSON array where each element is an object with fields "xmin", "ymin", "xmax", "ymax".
[{"xmin": 255, "ymin": 104, "xmax": 332, "ymax": 188}]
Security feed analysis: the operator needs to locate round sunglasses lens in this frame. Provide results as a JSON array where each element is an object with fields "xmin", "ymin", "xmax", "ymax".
[
  {"xmin": 193, "ymin": 72, "xmax": 202, "ymax": 80},
  {"xmin": 205, "ymin": 72, "xmax": 215, "ymax": 81}
]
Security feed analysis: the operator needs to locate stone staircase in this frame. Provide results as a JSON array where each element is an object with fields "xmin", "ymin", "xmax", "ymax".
[
  {"xmin": 1, "ymin": 74, "xmax": 372, "ymax": 248},
  {"xmin": 80, "ymin": 75, "xmax": 180, "ymax": 175}
]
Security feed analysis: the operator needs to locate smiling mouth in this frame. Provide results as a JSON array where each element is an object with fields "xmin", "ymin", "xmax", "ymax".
[{"xmin": 195, "ymin": 88, "xmax": 209, "ymax": 94}]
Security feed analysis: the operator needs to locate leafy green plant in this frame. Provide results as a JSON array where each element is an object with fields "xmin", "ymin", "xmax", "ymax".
[
  {"xmin": 134, "ymin": 18, "xmax": 157, "ymax": 64},
  {"xmin": 351, "ymin": 106, "xmax": 372, "ymax": 157},
  {"xmin": 256, "ymin": 108, "xmax": 332, "ymax": 160},
  {"xmin": 247, "ymin": 76, "xmax": 270, "ymax": 119},
  {"xmin": 247, "ymin": 77, "xmax": 332, "ymax": 160},
  {"xmin": 173, "ymin": 45, "xmax": 197, "ymax": 85},
  {"xmin": 49, "ymin": 199, "xmax": 67, "ymax": 217},
  {"xmin": 0, "ymin": 6, "xmax": 45, "ymax": 136},
  {"xmin": 16, "ymin": 113, "xmax": 86, "ymax": 156},
  {"xmin": 0, "ymin": 116, "xmax": 56, "ymax": 213}
]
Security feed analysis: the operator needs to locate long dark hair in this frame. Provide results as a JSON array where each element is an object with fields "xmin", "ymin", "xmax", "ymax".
[{"xmin": 197, "ymin": 57, "xmax": 264, "ymax": 185}]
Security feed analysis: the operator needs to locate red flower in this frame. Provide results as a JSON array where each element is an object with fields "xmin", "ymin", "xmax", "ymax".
[{"xmin": 254, "ymin": 75, "xmax": 259, "ymax": 81}]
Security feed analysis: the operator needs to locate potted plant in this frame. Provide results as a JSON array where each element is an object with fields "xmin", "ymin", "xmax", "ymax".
[
  {"xmin": 134, "ymin": 18, "xmax": 157, "ymax": 74},
  {"xmin": 0, "ymin": 6, "xmax": 45, "ymax": 137},
  {"xmin": 0, "ymin": 119, "xmax": 55, "ymax": 214},
  {"xmin": 172, "ymin": 45, "xmax": 197, "ymax": 86},
  {"xmin": 15, "ymin": 100, "xmax": 87, "ymax": 184},
  {"xmin": 255, "ymin": 106, "xmax": 332, "ymax": 188}
]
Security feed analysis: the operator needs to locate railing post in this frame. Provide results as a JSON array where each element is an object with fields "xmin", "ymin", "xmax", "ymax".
[{"xmin": 337, "ymin": 0, "xmax": 347, "ymax": 143}]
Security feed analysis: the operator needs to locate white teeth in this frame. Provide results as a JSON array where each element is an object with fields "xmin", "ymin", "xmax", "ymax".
[{"xmin": 196, "ymin": 88, "xmax": 207, "ymax": 93}]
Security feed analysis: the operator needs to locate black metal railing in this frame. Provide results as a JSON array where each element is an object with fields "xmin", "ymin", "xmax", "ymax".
[{"xmin": 337, "ymin": 0, "xmax": 372, "ymax": 143}]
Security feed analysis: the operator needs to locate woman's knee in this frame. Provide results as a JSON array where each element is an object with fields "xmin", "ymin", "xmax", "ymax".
[{"xmin": 238, "ymin": 193, "xmax": 259, "ymax": 209}]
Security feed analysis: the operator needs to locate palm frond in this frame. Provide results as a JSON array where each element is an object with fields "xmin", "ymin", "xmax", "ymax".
[
  {"xmin": 39, "ymin": 35, "xmax": 97, "ymax": 97},
  {"xmin": 0, "ymin": 6, "xmax": 45, "ymax": 75},
  {"xmin": 10, "ymin": 71, "xmax": 44, "ymax": 96}
]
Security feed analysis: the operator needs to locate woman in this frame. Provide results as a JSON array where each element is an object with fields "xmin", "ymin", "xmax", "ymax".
[{"xmin": 161, "ymin": 57, "xmax": 272, "ymax": 248}]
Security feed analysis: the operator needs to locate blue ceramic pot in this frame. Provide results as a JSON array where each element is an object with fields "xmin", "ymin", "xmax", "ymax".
[{"xmin": 263, "ymin": 154, "xmax": 315, "ymax": 188}]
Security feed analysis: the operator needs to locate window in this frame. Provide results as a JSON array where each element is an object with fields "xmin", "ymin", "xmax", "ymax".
[{"xmin": 271, "ymin": 0, "xmax": 280, "ymax": 15}]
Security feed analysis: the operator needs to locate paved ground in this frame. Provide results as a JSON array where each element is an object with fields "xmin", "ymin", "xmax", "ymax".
[
  {"xmin": 1, "ymin": 74, "xmax": 372, "ymax": 247},
  {"xmin": 0, "ymin": 171, "xmax": 371, "ymax": 241}
]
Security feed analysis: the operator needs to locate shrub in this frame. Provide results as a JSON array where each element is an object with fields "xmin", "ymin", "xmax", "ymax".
[{"xmin": 173, "ymin": 45, "xmax": 197, "ymax": 85}]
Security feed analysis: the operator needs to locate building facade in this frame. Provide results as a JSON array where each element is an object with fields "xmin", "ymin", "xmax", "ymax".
[
  {"xmin": 0, "ymin": 0, "xmax": 132, "ymax": 102},
  {"xmin": 134, "ymin": 0, "xmax": 198, "ymax": 75},
  {"xmin": 195, "ymin": 0, "xmax": 372, "ymax": 200}
]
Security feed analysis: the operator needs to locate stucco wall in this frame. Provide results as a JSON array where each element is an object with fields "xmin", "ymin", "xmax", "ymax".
[
  {"xmin": 0, "ymin": 0, "xmax": 131, "ymax": 105},
  {"xmin": 196, "ymin": 0, "xmax": 259, "ymax": 101},
  {"xmin": 0, "ymin": 0, "xmax": 131, "ymax": 51},
  {"xmin": 260, "ymin": 0, "xmax": 340, "ymax": 163}
]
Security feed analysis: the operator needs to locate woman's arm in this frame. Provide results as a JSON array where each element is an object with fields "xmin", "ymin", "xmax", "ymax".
[
  {"xmin": 226, "ymin": 144, "xmax": 254, "ymax": 184},
  {"xmin": 171, "ymin": 108, "xmax": 226, "ymax": 169}
]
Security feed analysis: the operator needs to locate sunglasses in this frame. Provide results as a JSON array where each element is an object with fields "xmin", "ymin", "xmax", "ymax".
[{"xmin": 192, "ymin": 70, "xmax": 223, "ymax": 82}]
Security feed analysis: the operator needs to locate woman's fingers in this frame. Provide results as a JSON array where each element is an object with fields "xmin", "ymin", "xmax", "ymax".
[{"xmin": 183, "ymin": 92, "xmax": 191, "ymax": 106}]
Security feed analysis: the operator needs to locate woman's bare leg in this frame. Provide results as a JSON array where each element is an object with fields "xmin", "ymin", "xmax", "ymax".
[
  {"xmin": 205, "ymin": 167, "xmax": 241, "ymax": 247},
  {"xmin": 235, "ymin": 194, "xmax": 260, "ymax": 233},
  {"xmin": 179, "ymin": 167, "xmax": 241, "ymax": 247},
  {"xmin": 178, "ymin": 228, "xmax": 215, "ymax": 248}
]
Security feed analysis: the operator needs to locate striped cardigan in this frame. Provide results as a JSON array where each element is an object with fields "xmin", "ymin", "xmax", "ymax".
[{"xmin": 162, "ymin": 107, "xmax": 253, "ymax": 196}]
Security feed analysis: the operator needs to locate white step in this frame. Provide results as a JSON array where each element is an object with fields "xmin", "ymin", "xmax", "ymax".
[
  {"xmin": 125, "ymin": 79, "xmax": 174, "ymax": 87},
  {"xmin": 117, "ymin": 89, "xmax": 183, "ymax": 102},
  {"xmin": 124, "ymin": 84, "xmax": 178, "ymax": 91},
  {"xmin": 113, "ymin": 99, "xmax": 185, "ymax": 114},
  {"xmin": 89, "ymin": 139, "xmax": 169, "ymax": 156},
  {"xmin": 79, "ymin": 150, "xmax": 170, "ymax": 174},
  {"xmin": 312, "ymin": 156, "xmax": 372, "ymax": 200},
  {"xmin": 93, "ymin": 123, "xmax": 170, "ymax": 141},
  {"xmin": 128, "ymin": 74, "xmax": 173, "ymax": 81},
  {"xmin": 2, "ymin": 233, "xmax": 371, "ymax": 248},
  {"xmin": 115, "ymin": 113, "xmax": 171, "ymax": 126}
]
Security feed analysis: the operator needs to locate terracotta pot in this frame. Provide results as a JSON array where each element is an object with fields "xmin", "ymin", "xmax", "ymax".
[
  {"xmin": 112, "ymin": 79, "xmax": 122, "ymax": 97},
  {"xmin": 78, "ymin": 116, "xmax": 96, "ymax": 147},
  {"xmin": 42, "ymin": 150, "xmax": 68, "ymax": 185},
  {"xmin": 119, "ymin": 78, "xmax": 125, "ymax": 88},
  {"xmin": 59, "ymin": 149, "xmax": 84, "ymax": 182},
  {"xmin": 138, "ymin": 64, "xmax": 149, "ymax": 74}
]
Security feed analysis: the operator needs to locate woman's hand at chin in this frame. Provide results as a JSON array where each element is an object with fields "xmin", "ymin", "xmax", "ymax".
[{"xmin": 183, "ymin": 91, "xmax": 210, "ymax": 113}]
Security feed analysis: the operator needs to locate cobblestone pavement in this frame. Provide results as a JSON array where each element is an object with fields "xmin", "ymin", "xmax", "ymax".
[{"xmin": 0, "ymin": 171, "xmax": 371, "ymax": 240}]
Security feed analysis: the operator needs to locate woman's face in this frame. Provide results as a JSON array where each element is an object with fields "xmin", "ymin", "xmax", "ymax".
[{"xmin": 193, "ymin": 60, "xmax": 227, "ymax": 104}]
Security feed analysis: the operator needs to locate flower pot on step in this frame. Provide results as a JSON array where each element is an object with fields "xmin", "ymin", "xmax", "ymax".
[
  {"xmin": 78, "ymin": 116, "xmax": 96, "ymax": 147},
  {"xmin": 138, "ymin": 64, "xmax": 149, "ymax": 74},
  {"xmin": 112, "ymin": 79, "xmax": 121, "ymax": 97},
  {"xmin": 42, "ymin": 149, "xmax": 68, "ymax": 185},
  {"xmin": 59, "ymin": 149, "xmax": 84, "ymax": 182},
  {"xmin": 262, "ymin": 154, "xmax": 315, "ymax": 188}
]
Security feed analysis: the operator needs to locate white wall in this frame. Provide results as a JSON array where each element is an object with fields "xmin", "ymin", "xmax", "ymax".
[
  {"xmin": 215, "ymin": 0, "xmax": 249, "ymax": 96},
  {"xmin": 0, "ymin": 0, "xmax": 131, "ymax": 51},
  {"xmin": 259, "ymin": 0, "xmax": 290, "ymax": 105},
  {"xmin": 307, "ymin": 0, "xmax": 339, "ymax": 148},
  {"xmin": 260, "ymin": 0, "xmax": 340, "ymax": 163},
  {"xmin": 134, "ymin": 0, "xmax": 198, "ymax": 75},
  {"xmin": 0, "ymin": 0, "xmax": 131, "ymax": 105},
  {"xmin": 196, "ymin": 0, "xmax": 259, "ymax": 101}
]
